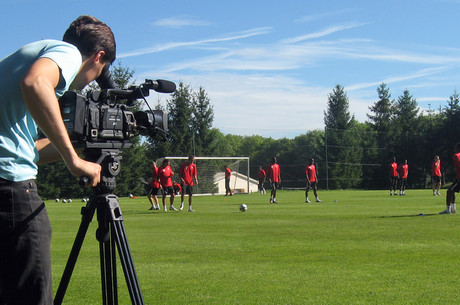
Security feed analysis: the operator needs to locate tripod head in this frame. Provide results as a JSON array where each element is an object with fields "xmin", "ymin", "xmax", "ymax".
[{"xmin": 82, "ymin": 147, "xmax": 129, "ymax": 194}]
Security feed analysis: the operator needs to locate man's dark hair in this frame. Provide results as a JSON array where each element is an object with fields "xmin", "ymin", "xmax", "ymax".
[{"xmin": 63, "ymin": 15, "xmax": 116, "ymax": 64}]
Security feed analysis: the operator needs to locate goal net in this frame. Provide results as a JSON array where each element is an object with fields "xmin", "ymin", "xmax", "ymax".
[{"xmin": 157, "ymin": 157, "xmax": 251, "ymax": 195}]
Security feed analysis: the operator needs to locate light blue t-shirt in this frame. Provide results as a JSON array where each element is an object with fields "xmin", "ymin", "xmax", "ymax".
[{"xmin": 0, "ymin": 39, "xmax": 82, "ymax": 181}]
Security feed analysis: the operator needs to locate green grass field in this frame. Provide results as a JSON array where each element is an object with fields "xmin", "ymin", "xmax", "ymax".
[{"xmin": 47, "ymin": 189, "xmax": 460, "ymax": 304}]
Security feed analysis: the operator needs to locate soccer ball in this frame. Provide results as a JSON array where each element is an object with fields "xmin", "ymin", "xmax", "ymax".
[
  {"xmin": 55, "ymin": 198, "xmax": 59, "ymax": 202},
  {"xmin": 239, "ymin": 204, "xmax": 248, "ymax": 212},
  {"xmin": 62, "ymin": 199, "xmax": 67, "ymax": 203},
  {"xmin": 67, "ymin": 199, "xmax": 72, "ymax": 203}
]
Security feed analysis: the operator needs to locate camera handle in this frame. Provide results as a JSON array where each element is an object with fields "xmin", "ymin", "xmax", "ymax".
[{"xmin": 54, "ymin": 149, "xmax": 144, "ymax": 305}]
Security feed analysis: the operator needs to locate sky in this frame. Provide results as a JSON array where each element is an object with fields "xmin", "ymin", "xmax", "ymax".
[{"xmin": 2, "ymin": 0, "xmax": 460, "ymax": 139}]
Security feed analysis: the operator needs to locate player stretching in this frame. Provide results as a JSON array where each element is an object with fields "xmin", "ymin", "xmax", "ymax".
[
  {"xmin": 305, "ymin": 158, "xmax": 321, "ymax": 203},
  {"xmin": 440, "ymin": 143, "xmax": 460, "ymax": 214},
  {"xmin": 258, "ymin": 165, "xmax": 266, "ymax": 194},
  {"xmin": 268, "ymin": 157, "xmax": 281, "ymax": 204}
]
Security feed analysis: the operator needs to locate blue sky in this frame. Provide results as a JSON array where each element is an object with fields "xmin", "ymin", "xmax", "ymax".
[{"xmin": 2, "ymin": 0, "xmax": 460, "ymax": 138}]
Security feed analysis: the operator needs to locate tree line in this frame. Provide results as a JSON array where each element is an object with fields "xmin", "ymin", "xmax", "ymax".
[{"xmin": 37, "ymin": 65, "xmax": 460, "ymax": 198}]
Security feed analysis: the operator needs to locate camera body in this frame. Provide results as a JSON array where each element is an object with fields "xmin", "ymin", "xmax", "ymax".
[{"xmin": 59, "ymin": 79, "xmax": 171, "ymax": 149}]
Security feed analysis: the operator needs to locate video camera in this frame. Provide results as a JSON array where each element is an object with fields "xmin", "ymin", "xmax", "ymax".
[{"xmin": 59, "ymin": 65, "xmax": 175, "ymax": 149}]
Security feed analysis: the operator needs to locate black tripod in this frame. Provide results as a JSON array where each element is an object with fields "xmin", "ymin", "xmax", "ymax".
[{"xmin": 54, "ymin": 148, "xmax": 144, "ymax": 305}]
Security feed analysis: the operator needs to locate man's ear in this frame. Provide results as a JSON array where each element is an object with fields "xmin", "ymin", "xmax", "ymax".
[{"xmin": 94, "ymin": 50, "xmax": 106, "ymax": 63}]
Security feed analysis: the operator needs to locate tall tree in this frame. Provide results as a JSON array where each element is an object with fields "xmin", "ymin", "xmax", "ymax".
[
  {"xmin": 392, "ymin": 89, "xmax": 424, "ymax": 186},
  {"xmin": 324, "ymin": 85, "xmax": 352, "ymax": 130},
  {"xmin": 323, "ymin": 85, "xmax": 360, "ymax": 189},
  {"xmin": 367, "ymin": 83, "xmax": 395, "ymax": 188},
  {"xmin": 165, "ymin": 82, "xmax": 194, "ymax": 156},
  {"xmin": 191, "ymin": 86, "xmax": 214, "ymax": 155},
  {"xmin": 367, "ymin": 83, "xmax": 394, "ymax": 135}
]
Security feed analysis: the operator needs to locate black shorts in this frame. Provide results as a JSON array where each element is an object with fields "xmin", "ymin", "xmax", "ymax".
[
  {"xmin": 0, "ymin": 179, "xmax": 52, "ymax": 305},
  {"xmin": 162, "ymin": 186, "xmax": 175, "ymax": 196},
  {"xmin": 271, "ymin": 182, "xmax": 279, "ymax": 189},
  {"xmin": 432, "ymin": 176, "xmax": 441, "ymax": 183},
  {"xmin": 306, "ymin": 181, "xmax": 317, "ymax": 190},
  {"xmin": 148, "ymin": 187, "xmax": 160, "ymax": 196},
  {"xmin": 449, "ymin": 179, "xmax": 460, "ymax": 193},
  {"xmin": 182, "ymin": 184, "xmax": 193, "ymax": 195}
]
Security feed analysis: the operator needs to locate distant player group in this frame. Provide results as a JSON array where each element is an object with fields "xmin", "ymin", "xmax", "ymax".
[
  {"xmin": 389, "ymin": 142, "xmax": 460, "ymax": 215},
  {"xmin": 388, "ymin": 157, "xmax": 409, "ymax": 196},
  {"xmin": 145, "ymin": 142, "xmax": 460, "ymax": 215},
  {"xmin": 146, "ymin": 156, "xmax": 198, "ymax": 212},
  {"xmin": 257, "ymin": 157, "xmax": 321, "ymax": 204}
]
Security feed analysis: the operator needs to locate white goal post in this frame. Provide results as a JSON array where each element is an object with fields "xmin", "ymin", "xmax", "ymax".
[{"xmin": 158, "ymin": 156, "xmax": 251, "ymax": 194}]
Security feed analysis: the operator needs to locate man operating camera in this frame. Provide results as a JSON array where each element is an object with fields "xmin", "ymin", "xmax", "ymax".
[{"xmin": 0, "ymin": 15, "xmax": 116, "ymax": 304}]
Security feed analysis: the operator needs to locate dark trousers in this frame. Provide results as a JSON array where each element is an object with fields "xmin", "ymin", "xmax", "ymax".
[
  {"xmin": 0, "ymin": 179, "xmax": 52, "ymax": 305},
  {"xmin": 225, "ymin": 178, "xmax": 231, "ymax": 194}
]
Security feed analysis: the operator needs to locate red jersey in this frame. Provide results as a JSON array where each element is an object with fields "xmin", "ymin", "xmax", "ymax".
[
  {"xmin": 305, "ymin": 164, "xmax": 317, "ymax": 182},
  {"xmin": 151, "ymin": 166, "xmax": 160, "ymax": 188},
  {"xmin": 179, "ymin": 163, "xmax": 197, "ymax": 186},
  {"xmin": 399, "ymin": 164, "xmax": 409, "ymax": 179},
  {"xmin": 225, "ymin": 167, "xmax": 231, "ymax": 179},
  {"xmin": 268, "ymin": 163, "xmax": 280, "ymax": 183},
  {"xmin": 453, "ymin": 152, "xmax": 460, "ymax": 179},
  {"xmin": 432, "ymin": 161, "xmax": 441, "ymax": 177},
  {"xmin": 159, "ymin": 165, "xmax": 174, "ymax": 187},
  {"xmin": 258, "ymin": 169, "xmax": 266, "ymax": 179},
  {"xmin": 389, "ymin": 162, "xmax": 398, "ymax": 177}
]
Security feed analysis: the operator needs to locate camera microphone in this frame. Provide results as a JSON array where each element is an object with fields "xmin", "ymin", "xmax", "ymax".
[
  {"xmin": 96, "ymin": 64, "xmax": 116, "ymax": 89},
  {"xmin": 147, "ymin": 79, "xmax": 176, "ymax": 93}
]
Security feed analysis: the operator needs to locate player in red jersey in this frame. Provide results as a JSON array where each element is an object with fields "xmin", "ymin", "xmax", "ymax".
[
  {"xmin": 389, "ymin": 157, "xmax": 399, "ymax": 196},
  {"xmin": 398, "ymin": 159, "xmax": 409, "ymax": 196},
  {"xmin": 179, "ymin": 156, "xmax": 198, "ymax": 212},
  {"xmin": 431, "ymin": 155, "xmax": 442, "ymax": 196},
  {"xmin": 147, "ymin": 161, "xmax": 161, "ymax": 210},
  {"xmin": 305, "ymin": 158, "xmax": 321, "ymax": 203},
  {"xmin": 257, "ymin": 165, "xmax": 266, "ymax": 194},
  {"xmin": 224, "ymin": 165, "xmax": 232, "ymax": 196},
  {"xmin": 267, "ymin": 157, "xmax": 281, "ymax": 203},
  {"xmin": 440, "ymin": 143, "xmax": 460, "ymax": 214},
  {"xmin": 159, "ymin": 159, "xmax": 178, "ymax": 211}
]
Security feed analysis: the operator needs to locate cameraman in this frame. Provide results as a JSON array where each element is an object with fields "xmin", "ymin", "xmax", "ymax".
[{"xmin": 0, "ymin": 16, "xmax": 116, "ymax": 304}]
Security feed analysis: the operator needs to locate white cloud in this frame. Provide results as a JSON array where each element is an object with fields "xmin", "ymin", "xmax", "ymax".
[
  {"xmin": 118, "ymin": 27, "xmax": 272, "ymax": 58},
  {"xmin": 295, "ymin": 9, "xmax": 356, "ymax": 23},
  {"xmin": 281, "ymin": 23, "xmax": 368, "ymax": 44},
  {"xmin": 153, "ymin": 16, "xmax": 212, "ymax": 28}
]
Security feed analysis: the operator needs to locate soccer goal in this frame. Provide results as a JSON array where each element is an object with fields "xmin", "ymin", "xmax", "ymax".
[{"xmin": 158, "ymin": 157, "xmax": 251, "ymax": 195}]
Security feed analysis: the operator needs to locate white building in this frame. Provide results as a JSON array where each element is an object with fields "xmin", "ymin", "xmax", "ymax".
[{"xmin": 214, "ymin": 171, "xmax": 259, "ymax": 194}]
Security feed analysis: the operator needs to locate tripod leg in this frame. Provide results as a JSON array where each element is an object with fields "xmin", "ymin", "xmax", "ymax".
[
  {"xmin": 99, "ymin": 224, "xmax": 118, "ymax": 305},
  {"xmin": 113, "ymin": 220, "xmax": 144, "ymax": 305},
  {"xmin": 104, "ymin": 194, "xmax": 144, "ymax": 305},
  {"xmin": 54, "ymin": 202, "xmax": 96, "ymax": 305}
]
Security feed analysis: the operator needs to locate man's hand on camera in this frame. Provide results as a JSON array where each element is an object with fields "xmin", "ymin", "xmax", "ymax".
[{"xmin": 66, "ymin": 158, "xmax": 101, "ymax": 187}]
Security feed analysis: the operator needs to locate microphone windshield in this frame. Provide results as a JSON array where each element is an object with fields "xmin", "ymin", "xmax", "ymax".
[{"xmin": 155, "ymin": 79, "xmax": 176, "ymax": 93}]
